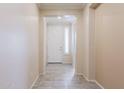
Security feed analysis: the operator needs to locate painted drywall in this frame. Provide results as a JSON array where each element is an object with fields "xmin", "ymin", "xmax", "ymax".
[
  {"xmin": 71, "ymin": 4, "xmax": 95, "ymax": 81},
  {"xmin": 95, "ymin": 4, "xmax": 124, "ymax": 88},
  {"xmin": 81, "ymin": 4, "xmax": 96, "ymax": 80},
  {"xmin": 39, "ymin": 9, "xmax": 84, "ymax": 74},
  {"xmin": 88, "ymin": 6, "xmax": 96, "ymax": 80},
  {"xmin": 80, "ymin": 4, "xmax": 97, "ymax": 80},
  {"xmin": 80, "ymin": 5, "xmax": 90, "ymax": 78},
  {"xmin": 0, "ymin": 4, "xmax": 40, "ymax": 88}
]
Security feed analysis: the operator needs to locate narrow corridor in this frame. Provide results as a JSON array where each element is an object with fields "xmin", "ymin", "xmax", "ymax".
[{"xmin": 32, "ymin": 64, "xmax": 100, "ymax": 89}]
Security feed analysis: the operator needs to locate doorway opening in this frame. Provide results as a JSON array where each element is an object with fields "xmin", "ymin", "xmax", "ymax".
[{"xmin": 43, "ymin": 15, "xmax": 77, "ymax": 76}]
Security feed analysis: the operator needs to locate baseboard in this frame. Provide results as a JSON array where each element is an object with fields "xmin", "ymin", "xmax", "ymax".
[
  {"xmin": 30, "ymin": 74, "xmax": 39, "ymax": 89},
  {"xmin": 94, "ymin": 80, "xmax": 104, "ymax": 89},
  {"xmin": 48, "ymin": 62, "xmax": 62, "ymax": 64},
  {"xmin": 81, "ymin": 73, "xmax": 90, "ymax": 82},
  {"xmin": 76, "ymin": 73, "xmax": 104, "ymax": 89},
  {"xmin": 63, "ymin": 63, "xmax": 72, "ymax": 65},
  {"xmin": 76, "ymin": 73, "xmax": 89, "ymax": 82}
]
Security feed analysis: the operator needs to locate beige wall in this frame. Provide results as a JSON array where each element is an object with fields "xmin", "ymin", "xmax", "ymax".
[
  {"xmin": 80, "ymin": 4, "xmax": 96, "ymax": 80},
  {"xmin": 80, "ymin": 5, "xmax": 90, "ymax": 78},
  {"xmin": 95, "ymin": 4, "xmax": 124, "ymax": 88},
  {"xmin": 0, "ymin": 4, "xmax": 40, "ymax": 88}
]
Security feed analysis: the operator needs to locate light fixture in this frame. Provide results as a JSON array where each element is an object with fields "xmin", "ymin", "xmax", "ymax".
[
  {"xmin": 57, "ymin": 16, "xmax": 62, "ymax": 19},
  {"xmin": 64, "ymin": 15, "xmax": 70, "ymax": 18}
]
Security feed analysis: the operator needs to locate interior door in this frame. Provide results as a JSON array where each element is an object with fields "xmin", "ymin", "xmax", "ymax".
[{"xmin": 47, "ymin": 24, "xmax": 64, "ymax": 63}]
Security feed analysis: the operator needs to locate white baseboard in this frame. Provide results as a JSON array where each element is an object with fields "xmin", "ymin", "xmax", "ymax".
[
  {"xmin": 30, "ymin": 74, "xmax": 39, "ymax": 89},
  {"xmin": 81, "ymin": 73, "xmax": 90, "ymax": 82},
  {"xmin": 76, "ymin": 73, "xmax": 90, "ymax": 82},
  {"xmin": 76, "ymin": 73, "xmax": 104, "ymax": 89},
  {"xmin": 94, "ymin": 80, "xmax": 104, "ymax": 89}
]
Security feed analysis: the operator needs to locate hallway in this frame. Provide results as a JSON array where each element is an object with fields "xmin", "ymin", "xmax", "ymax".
[
  {"xmin": 1, "ymin": 3, "xmax": 124, "ymax": 89},
  {"xmin": 32, "ymin": 64, "xmax": 100, "ymax": 89}
]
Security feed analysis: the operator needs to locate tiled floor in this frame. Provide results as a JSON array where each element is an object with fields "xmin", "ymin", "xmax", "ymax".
[{"xmin": 32, "ymin": 64, "xmax": 101, "ymax": 89}]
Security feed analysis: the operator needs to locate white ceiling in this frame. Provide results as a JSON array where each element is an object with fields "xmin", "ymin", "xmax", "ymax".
[
  {"xmin": 46, "ymin": 16, "xmax": 77, "ymax": 24},
  {"xmin": 38, "ymin": 3, "xmax": 86, "ymax": 10}
]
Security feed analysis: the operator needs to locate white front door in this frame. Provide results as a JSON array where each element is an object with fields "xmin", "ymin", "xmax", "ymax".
[{"xmin": 47, "ymin": 24, "xmax": 64, "ymax": 63}]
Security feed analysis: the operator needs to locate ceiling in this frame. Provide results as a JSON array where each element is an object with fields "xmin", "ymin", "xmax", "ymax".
[
  {"xmin": 38, "ymin": 3, "xmax": 86, "ymax": 10},
  {"xmin": 46, "ymin": 16, "xmax": 77, "ymax": 24}
]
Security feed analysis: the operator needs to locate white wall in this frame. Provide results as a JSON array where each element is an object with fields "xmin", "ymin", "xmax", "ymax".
[{"xmin": 0, "ymin": 4, "xmax": 40, "ymax": 88}]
